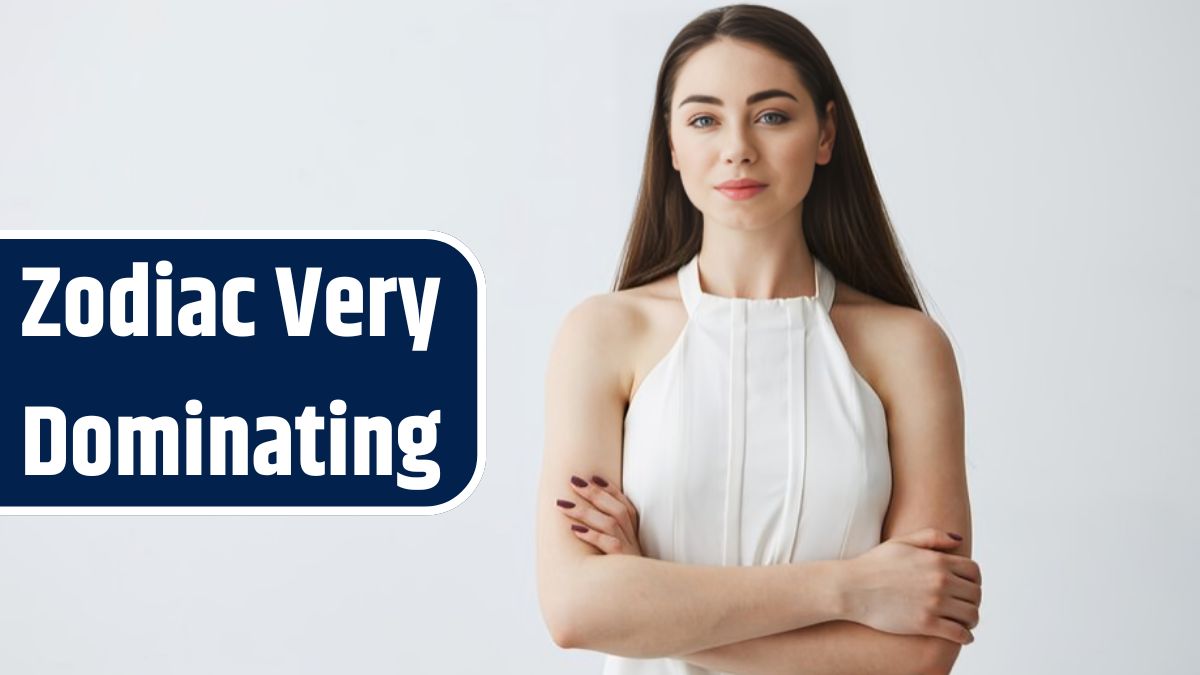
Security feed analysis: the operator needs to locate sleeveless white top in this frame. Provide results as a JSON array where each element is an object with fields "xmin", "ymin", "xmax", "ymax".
[{"xmin": 603, "ymin": 253, "xmax": 893, "ymax": 675}]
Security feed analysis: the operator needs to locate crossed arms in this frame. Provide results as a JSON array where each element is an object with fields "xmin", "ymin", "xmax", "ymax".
[{"xmin": 536, "ymin": 296, "xmax": 972, "ymax": 674}]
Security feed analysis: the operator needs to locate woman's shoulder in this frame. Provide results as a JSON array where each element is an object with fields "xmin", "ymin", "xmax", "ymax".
[
  {"xmin": 831, "ymin": 281, "xmax": 955, "ymax": 409},
  {"xmin": 832, "ymin": 281, "xmax": 947, "ymax": 350},
  {"xmin": 552, "ymin": 272, "xmax": 685, "ymax": 402},
  {"xmin": 559, "ymin": 275, "xmax": 674, "ymax": 336},
  {"xmin": 568, "ymin": 268, "xmax": 683, "ymax": 329}
]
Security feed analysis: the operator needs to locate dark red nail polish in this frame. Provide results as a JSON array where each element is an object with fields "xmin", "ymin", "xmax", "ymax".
[
  {"xmin": 571, "ymin": 524, "xmax": 588, "ymax": 533},
  {"xmin": 556, "ymin": 499, "xmax": 575, "ymax": 509},
  {"xmin": 949, "ymin": 532, "xmax": 963, "ymax": 541},
  {"xmin": 591, "ymin": 475, "xmax": 609, "ymax": 488},
  {"xmin": 570, "ymin": 475, "xmax": 588, "ymax": 488}
]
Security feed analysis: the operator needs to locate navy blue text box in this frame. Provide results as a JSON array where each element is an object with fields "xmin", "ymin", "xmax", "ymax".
[{"xmin": 1, "ymin": 232, "xmax": 484, "ymax": 513}]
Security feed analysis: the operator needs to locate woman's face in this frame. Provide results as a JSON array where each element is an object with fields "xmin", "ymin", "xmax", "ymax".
[{"xmin": 668, "ymin": 37, "xmax": 835, "ymax": 232}]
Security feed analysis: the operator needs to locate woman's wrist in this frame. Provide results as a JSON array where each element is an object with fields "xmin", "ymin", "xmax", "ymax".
[
  {"xmin": 780, "ymin": 559, "xmax": 858, "ymax": 627},
  {"xmin": 815, "ymin": 558, "xmax": 858, "ymax": 624}
]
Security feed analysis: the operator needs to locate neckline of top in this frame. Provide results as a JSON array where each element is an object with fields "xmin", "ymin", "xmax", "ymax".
[{"xmin": 677, "ymin": 252, "xmax": 836, "ymax": 314}]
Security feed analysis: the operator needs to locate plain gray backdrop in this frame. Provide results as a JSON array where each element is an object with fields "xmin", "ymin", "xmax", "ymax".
[{"xmin": 1, "ymin": 0, "xmax": 1197, "ymax": 673}]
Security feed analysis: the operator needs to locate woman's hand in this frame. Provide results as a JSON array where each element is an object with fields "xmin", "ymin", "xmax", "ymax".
[
  {"xmin": 555, "ymin": 474, "xmax": 643, "ymax": 556},
  {"xmin": 842, "ymin": 528, "xmax": 982, "ymax": 645}
]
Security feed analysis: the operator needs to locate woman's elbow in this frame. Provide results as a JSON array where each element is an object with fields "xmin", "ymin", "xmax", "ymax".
[
  {"xmin": 542, "ymin": 601, "xmax": 582, "ymax": 650},
  {"xmin": 921, "ymin": 639, "xmax": 963, "ymax": 675},
  {"xmin": 539, "ymin": 553, "xmax": 638, "ymax": 653},
  {"xmin": 542, "ymin": 590, "xmax": 615, "ymax": 651},
  {"xmin": 539, "ymin": 577, "xmax": 592, "ymax": 650},
  {"xmin": 540, "ymin": 576, "xmax": 633, "ymax": 654},
  {"xmin": 548, "ymin": 621, "xmax": 578, "ymax": 650}
]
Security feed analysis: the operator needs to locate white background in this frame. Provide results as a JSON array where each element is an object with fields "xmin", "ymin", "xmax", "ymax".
[{"xmin": 2, "ymin": 1, "xmax": 1198, "ymax": 673}]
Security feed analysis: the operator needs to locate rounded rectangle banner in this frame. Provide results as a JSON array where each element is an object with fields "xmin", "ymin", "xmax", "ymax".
[{"xmin": 1, "ymin": 230, "xmax": 485, "ymax": 515}]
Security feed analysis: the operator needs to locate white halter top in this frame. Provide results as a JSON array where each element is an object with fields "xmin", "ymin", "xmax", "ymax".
[{"xmin": 604, "ymin": 253, "xmax": 893, "ymax": 675}]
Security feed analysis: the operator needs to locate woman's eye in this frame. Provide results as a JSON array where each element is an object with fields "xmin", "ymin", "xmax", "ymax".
[{"xmin": 688, "ymin": 112, "xmax": 789, "ymax": 128}]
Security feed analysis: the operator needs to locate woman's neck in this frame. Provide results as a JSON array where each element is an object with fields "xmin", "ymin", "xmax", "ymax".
[{"xmin": 697, "ymin": 219, "xmax": 815, "ymax": 300}]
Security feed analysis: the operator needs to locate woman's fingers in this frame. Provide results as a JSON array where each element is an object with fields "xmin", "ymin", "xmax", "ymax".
[
  {"xmin": 556, "ymin": 490, "xmax": 624, "ymax": 542},
  {"xmin": 933, "ymin": 616, "xmax": 974, "ymax": 645},
  {"xmin": 569, "ymin": 524, "xmax": 627, "ymax": 555},
  {"xmin": 945, "ymin": 553, "xmax": 982, "ymax": 586},
  {"xmin": 567, "ymin": 475, "xmax": 637, "ymax": 544},
  {"xmin": 596, "ymin": 475, "xmax": 641, "ymax": 529},
  {"xmin": 949, "ymin": 573, "xmax": 983, "ymax": 607},
  {"xmin": 553, "ymin": 474, "xmax": 643, "ymax": 557},
  {"xmin": 589, "ymin": 474, "xmax": 641, "ymax": 536},
  {"xmin": 941, "ymin": 596, "xmax": 981, "ymax": 631},
  {"xmin": 556, "ymin": 507, "xmax": 612, "ymax": 554}
]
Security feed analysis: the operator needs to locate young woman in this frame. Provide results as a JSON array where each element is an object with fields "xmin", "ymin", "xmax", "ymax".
[{"xmin": 536, "ymin": 5, "xmax": 982, "ymax": 674}]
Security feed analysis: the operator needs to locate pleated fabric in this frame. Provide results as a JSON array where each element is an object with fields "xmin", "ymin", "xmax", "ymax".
[{"xmin": 603, "ymin": 253, "xmax": 893, "ymax": 675}]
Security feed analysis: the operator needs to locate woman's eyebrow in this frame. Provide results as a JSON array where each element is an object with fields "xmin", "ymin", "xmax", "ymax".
[{"xmin": 677, "ymin": 89, "xmax": 798, "ymax": 108}]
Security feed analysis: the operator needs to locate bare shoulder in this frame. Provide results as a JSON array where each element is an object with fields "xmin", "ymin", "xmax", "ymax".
[
  {"xmin": 548, "ymin": 272, "xmax": 686, "ymax": 404},
  {"xmin": 829, "ymin": 282, "xmax": 958, "ymax": 410}
]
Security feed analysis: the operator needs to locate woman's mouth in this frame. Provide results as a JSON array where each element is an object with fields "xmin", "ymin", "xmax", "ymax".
[{"xmin": 715, "ymin": 179, "xmax": 767, "ymax": 201}]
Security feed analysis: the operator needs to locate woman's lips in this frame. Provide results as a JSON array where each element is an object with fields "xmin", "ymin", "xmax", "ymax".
[{"xmin": 716, "ymin": 185, "xmax": 767, "ymax": 201}]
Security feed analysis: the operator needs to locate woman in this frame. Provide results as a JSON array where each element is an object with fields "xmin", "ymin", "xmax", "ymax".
[{"xmin": 536, "ymin": 5, "xmax": 982, "ymax": 674}]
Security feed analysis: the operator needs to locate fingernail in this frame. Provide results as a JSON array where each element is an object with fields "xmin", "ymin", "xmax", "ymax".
[
  {"xmin": 949, "ymin": 532, "xmax": 963, "ymax": 541},
  {"xmin": 571, "ymin": 524, "xmax": 588, "ymax": 533},
  {"xmin": 556, "ymin": 499, "xmax": 575, "ymax": 509},
  {"xmin": 591, "ymin": 475, "xmax": 609, "ymax": 488},
  {"xmin": 570, "ymin": 475, "xmax": 588, "ymax": 488}
]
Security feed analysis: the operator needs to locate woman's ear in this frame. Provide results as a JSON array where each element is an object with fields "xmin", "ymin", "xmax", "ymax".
[{"xmin": 817, "ymin": 100, "xmax": 836, "ymax": 165}]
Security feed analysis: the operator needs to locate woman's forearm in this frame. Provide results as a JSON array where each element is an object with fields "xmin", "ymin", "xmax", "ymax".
[
  {"xmin": 553, "ymin": 554, "xmax": 847, "ymax": 658},
  {"xmin": 679, "ymin": 620, "xmax": 944, "ymax": 675}
]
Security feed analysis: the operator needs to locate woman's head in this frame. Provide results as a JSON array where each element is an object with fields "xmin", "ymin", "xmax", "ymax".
[
  {"xmin": 616, "ymin": 4, "xmax": 923, "ymax": 312},
  {"xmin": 666, "ymin": 35, "xmax": 836, "ymax": 234}
]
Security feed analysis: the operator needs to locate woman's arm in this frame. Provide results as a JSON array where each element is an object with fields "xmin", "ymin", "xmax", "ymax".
[
  {"xmin": 536, "ymin": 296, "xmax": 849, "ymax": 658},
  {"xmin": 550, "ymin": 553, "xmax": 850, "ymax": 658},
  {"xmin": 681, "ymin": 621, "xmax": 943, "ymax": 675},
  {"xmin": 676, "ymin": 310, "xmax": 977, "ymax": 675}
]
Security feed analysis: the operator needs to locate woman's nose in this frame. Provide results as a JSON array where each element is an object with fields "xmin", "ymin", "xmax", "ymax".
[{"xmin": 720, "ymin": 126, "xmax": 757, "ymax": 165}]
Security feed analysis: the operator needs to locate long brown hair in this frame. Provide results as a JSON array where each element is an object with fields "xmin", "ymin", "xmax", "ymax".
[{"xmin": 613, "ymin": 4, "xmax": 924, "ymax": 312}]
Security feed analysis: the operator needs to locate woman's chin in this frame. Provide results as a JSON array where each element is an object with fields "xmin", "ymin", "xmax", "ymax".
[{"xmin": 708, "ymin": 207, "xmax": 785, "ymax": 232}]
